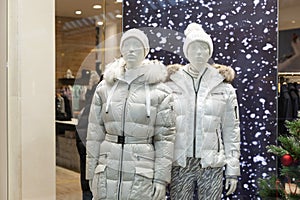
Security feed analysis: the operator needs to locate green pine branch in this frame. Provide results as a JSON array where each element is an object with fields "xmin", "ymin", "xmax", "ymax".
[
  {"xmin": 278, "ymin": 136, "xmax": 300, "ymax": 160},
  {"xmin": 281, "ymin": 166, "xmax": 300, "ymax": 186},
  {"xmin": 285, "ymin": 120, "xmax": 300, "ymax": 138},
  {"xmin": 260, "ymin": 120, "xmax": 300, "ymax": 199},
  {"xmin": 258, "ymin": 175, "xmax": 287, "ymax": 200},
  {"xmin": 267, "ymin": 119, "xmax": 300, "ymax": 159},
  {"xmin": 267, "ymin": 145, "xmax": 289, "ymax": 157}
]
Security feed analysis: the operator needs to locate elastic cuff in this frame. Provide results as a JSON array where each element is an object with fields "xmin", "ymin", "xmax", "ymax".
[
  {"xmin": 154, "ymin": 179, "xmax": 167, "ymax": 186},
  {"xmin": 226, "ymin": 175, "xmax": 238, "ymax": 180}
]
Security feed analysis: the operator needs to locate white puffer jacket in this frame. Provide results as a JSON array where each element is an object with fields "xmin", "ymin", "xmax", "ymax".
[
  {"xmin": 169, "ymin": 63, "xmax": 240, "ymax": 177},
  {"xmin": 86, "ymin": 58, "xmax": 175, "ymax": 200}
]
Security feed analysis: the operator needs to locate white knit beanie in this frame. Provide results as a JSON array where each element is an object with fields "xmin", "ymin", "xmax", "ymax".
[
  {"xmin": 120, "ymin": 28, "xmax": 150, "ymax": 57},
  {"xmin": 183, "ymin": 23, "xmax": 214, "ymax": 59}
]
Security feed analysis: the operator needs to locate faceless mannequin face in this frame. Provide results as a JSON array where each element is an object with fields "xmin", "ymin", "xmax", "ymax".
[
  {"xmin": 121, "ymin": 37, "xmax": 145, "ymax": 69},
  {"xmin": 187, "ymin": 41, "xmax": 210, "ymax": 68}
]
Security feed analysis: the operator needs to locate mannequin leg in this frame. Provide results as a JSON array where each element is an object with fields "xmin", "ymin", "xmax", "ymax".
[
  {"xmin": 170, "ymin": 158, "xmax": 201, "ymax": 199},
  {"xmin": 197, "ymin": 167, "xmax": 223, "ymax": 200}
]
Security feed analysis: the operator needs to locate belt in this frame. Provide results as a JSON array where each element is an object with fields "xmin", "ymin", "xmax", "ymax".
[{"xmin": 105, "ymin": 133, "xmax": 153, "ymax": 144}]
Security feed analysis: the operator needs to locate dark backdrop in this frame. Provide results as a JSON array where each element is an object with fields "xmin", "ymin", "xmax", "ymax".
[{"xmin": 123, "ymin": 1, "xmax": 277, "ymax": 199}]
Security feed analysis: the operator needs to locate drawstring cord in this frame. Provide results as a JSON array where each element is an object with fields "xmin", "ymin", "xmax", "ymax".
[
  {"xmin": 105, "ymin": 80, "xmax": 150, "ymax": 118},
  {"xmin": 145, "ymin": 83, "xmax": 151, "ymax": 118}
]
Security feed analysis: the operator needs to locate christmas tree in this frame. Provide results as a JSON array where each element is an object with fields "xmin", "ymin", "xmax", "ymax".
[{"xmin": 258, "ymin": 119, "xmax": 300, "ymax": 199}]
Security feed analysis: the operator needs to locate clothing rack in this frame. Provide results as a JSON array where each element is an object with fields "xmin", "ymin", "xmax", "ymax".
[{"xmin": 278, "ymin": 72, "xmax": 300, "ymax": 85}]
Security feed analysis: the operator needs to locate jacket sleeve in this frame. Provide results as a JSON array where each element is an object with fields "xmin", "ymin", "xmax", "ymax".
[
  {"xmin": 221, "ymin": 84, "xmax": 241, "ymax": 177},
  {"xmin": 86, "ymin": 85, "xmax": 106, "ymax": 180},
  {"xmin": 153, "ymin": 84, "xmax": 176, "ymax": 185}
]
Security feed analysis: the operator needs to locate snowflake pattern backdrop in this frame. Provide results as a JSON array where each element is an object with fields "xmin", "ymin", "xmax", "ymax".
[{"xmin": 123, "ymin": 0, "xmax": 277, "ymax": 199}]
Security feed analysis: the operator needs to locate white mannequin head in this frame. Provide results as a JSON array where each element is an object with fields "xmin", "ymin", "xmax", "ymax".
[
  {"xmin": 183, "ymin": 23, "xmax": 213, "ymax": 60},
  {"xmin": 120, "ymin": 29, "xmax": 150, "ymax": 69},
  {"xmin": 121, "ymin": 37, "xmax": 145, "ymax": 69},
  {"xmin": 187, "ymin": 41, "xmax": 210, "ymax": 68}
]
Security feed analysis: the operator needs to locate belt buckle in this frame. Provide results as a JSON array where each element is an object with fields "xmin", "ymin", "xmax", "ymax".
[{"xmin": 117, "ymin": 136, "xmax": 125, "ymax": 144}]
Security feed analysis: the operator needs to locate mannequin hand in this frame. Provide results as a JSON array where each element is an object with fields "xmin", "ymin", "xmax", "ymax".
[
  {"xmin": 225, "ymin": 178, "xmax": 238, "ymax": 196},
  {"xmin": 152, "ymin": 182, "xmax": 165, "ymax": 200}
]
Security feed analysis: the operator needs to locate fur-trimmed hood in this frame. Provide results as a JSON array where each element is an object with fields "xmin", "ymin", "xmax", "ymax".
[
  {"xmin": 212, "ymin": 63, "xmax": 236, "ymax": 83},
  {"xmin": 103, "ymin": 58, "xmax": 168, "ymax": 85},
  {"xmin": 166, "ymin": 63, "xmax": 235, "ymax": 83}
]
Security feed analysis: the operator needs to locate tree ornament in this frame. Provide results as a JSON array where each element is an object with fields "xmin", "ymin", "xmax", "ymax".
[{"xmin": 281, "ymin": 154, "xmax": 293, "ymax": 166}]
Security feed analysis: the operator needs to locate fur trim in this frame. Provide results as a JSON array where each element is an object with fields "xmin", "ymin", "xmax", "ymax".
[
  {"xmin": 103, "ymin": 58, "xmax": 126, "ymax": 84},
  {"xmin": 103, "ymin": 58, "xmax": 167, "ymax": 85},
  {"xmin": 165, "ymin": 64, "xmax": 183, "ymax": 81},
  {"xmin": 142, "ymin": 59, "xmax": 168, "ymax": 84},
  {"xmin": 212, "ymin": 63, "xmax": 235, "ymax": 83}
]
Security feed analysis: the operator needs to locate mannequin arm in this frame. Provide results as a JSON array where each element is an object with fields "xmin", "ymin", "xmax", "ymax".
[
  {"xmin": 89, "ymin": 180, "xmax": 93, "ymax": 190},
  {"xmin": 225, "ymin": 178, "xmax": 238, "ymax": 196}
]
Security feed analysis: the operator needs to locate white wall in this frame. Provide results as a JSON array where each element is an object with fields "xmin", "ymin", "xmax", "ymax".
[
  {"xmin": 279, "ymin": 5, "xmax": 300, "ymax": 30},
  {"xmin": 8, "ymin": 0, "xmax": 55, "ymax": 199},
  {"xmin": 0, "ymin": 0, "xmax": 8, "ymax": 199}
]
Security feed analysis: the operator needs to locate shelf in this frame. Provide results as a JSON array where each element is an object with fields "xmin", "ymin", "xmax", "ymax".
[
  {"xmin": 58, "ymin": 78, "xmax": 89, "ymax": 85},
  {"xmin": 58, "ymin": 78, "xmax": 75, "ymax": 85}
]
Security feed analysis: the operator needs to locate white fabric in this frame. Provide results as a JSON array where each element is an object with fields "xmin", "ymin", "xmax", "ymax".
[
  {"xmin": 86, "ymin": 58, "xmax": 175, "ymax": 199},
  {"xmin": 169, "ymin": 63, "xmax": 241, "ymax": 177}
]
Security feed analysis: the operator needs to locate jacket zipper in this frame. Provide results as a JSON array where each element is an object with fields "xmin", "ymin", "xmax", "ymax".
[
  {"xmin": 117, "ymin": 83, "xmax": 131, "ymax": 200},
  {"xmin": 193, "ymin": 91, "xmax": 198, "ymax": 157},
  {"xmin": 184, "ymin": 68, "xmax": 207, "ymax": 157}
]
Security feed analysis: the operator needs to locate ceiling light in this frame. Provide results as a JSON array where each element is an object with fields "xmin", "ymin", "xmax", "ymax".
[
  {"xmin": 115, "ymin": 0, "xmax": 122, "ymax": 3},
  {"xmin": 292, "ymin": 20, "xmax": 296, "ymax": 24},
  {"xmin": 93, "ymin": 4, "xmax": 102, "ymax": 9},
  {"xmin": 75, "ymin": 10, "xmax": 82, "ymax": 15},
  {"xmin": 116, "ymin": 14, "xmax": 122, "ymax": 19},
  {"xmin": 97, "ymin": 21, "xmax": 104, "ymax": 26}
]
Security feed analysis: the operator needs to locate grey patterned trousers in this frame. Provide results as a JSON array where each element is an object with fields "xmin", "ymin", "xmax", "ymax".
[{"xmin": 170, "ymin": 157, "xmax": 223, "ymax": 200}]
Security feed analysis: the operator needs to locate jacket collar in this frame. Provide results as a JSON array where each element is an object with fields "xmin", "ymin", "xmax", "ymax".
[
  {"xmin": 169, "ymin": 63, "xmax": 225, "ymax": 94},
  {"xmin": 197, "ymin": 64, "xmax": 225, "ymax": 92}
]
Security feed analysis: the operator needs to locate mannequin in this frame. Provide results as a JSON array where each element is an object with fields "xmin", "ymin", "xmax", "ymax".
[
  {"xmin": 76, "ymin": 71, "xmax": 101, "ymax": 200},
  {"xmin": 86, "ymin": 29, "xmax": 175, "ymax": 200},
  {"xmin": 168, "ymin": 23, "xmax": 241, "ymax": 199}
]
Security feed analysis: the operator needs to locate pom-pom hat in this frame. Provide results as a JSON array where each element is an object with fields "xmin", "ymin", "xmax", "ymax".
[
  {"xmin": 183, "ymin": 23, "xmax": 214, "ymax": 59},
  {"xmin": 120, "ymin": 28, "xmax": 150, "ymax": 57}
]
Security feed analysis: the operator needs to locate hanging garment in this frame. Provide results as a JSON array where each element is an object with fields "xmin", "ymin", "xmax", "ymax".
[{"xmin": 278, "ymin": 84, "xmax": 293, "ymax": 134}]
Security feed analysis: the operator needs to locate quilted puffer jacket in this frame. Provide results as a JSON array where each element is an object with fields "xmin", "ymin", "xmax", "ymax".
[
  {"xmin": 168, "ymin": 63, "xmax": 240, "ymax": 177},
  {"xmin": 86, "ymin": 58, "xmax": 175, "ymax": 200}
]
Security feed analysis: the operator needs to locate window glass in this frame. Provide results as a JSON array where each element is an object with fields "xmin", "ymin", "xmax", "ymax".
[{"xmin": 55, "ymin": 1, "xmax": 123, "ymax": 199}]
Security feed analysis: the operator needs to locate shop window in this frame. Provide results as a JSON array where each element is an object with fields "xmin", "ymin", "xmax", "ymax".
[{"xmin": 55, "ymin": 1, "xmax": 123, "ymax": 199}]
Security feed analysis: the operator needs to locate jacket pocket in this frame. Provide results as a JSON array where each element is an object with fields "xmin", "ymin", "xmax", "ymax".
[
  {"xmin": 134, "ymin": 153, "xmax": 155, "ymax": 170},
  {"xmin": 135, "ymin": 154, "xmax": 154, "ymax": 162},
  {"xmin": 129, "ymin": 167, "xmax": 154, "ymax": 200},
  {"xmin": 92, "ymin": 164, "xmax": 107, "ymax": 199},
  {"xmin": 201, "ymin": 150, "xmax": 226, "ymax": 168}
]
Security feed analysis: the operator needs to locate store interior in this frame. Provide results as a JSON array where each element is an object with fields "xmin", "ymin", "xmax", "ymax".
[
  {"xmin": 55, "ymin": 1, "xmax": 123, "ymax": 199},
  {"xmin": 55, "ymin": 0, "xmax": 300, "ymax": 199}
]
